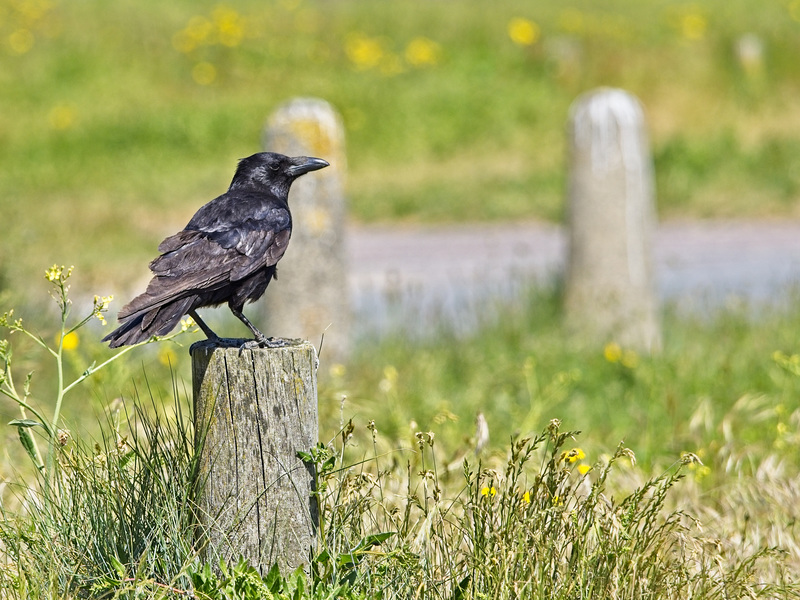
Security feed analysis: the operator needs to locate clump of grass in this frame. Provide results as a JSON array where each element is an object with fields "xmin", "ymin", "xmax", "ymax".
[
  {"xmin": 0, "ymin": 265, "xmax": 203, "ymax": 598},
  {"xmin": 0, "ymin": 393, "xmax": 200, "ymax": 598},
  {"xmin": 312, "ymin": 418, "xmax": 796, "ymax": 599}
]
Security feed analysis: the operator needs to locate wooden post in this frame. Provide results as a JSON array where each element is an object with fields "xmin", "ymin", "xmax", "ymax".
[
  {"xmin": 262, "ymin": 98, "xmax": 350, "ymax": 359},
  {"xmin": 191, "ymin": 339, "xmax": 318, "ymax": 574},
  {"xmin": 564, "ymin": 88, "xmax": 662, "ymax": 352}
]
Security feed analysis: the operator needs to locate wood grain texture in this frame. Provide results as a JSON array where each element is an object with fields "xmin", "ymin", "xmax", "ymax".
[{"xmin": 191, "ymin": 338, "xmax": 318, "ymax": 574}]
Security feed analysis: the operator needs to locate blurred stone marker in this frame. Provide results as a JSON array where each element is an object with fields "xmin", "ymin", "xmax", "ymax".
[
  {"xmin": 735, "ymin": 33, "xmax": 764, "ymax": 79},
  {"xmin": 563, "ymin": 88, "xmax": 661, "ymax": 353},
  {"xmin": 262, "ymin": 98, "xmax": 349, "ymax": 359}
]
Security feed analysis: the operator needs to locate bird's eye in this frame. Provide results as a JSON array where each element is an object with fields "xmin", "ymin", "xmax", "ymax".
[{"xmin": 269, "ymin": 164, "xmax": 280, "ymax": 171}]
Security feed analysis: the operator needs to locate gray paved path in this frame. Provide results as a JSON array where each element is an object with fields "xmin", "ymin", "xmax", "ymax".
[{"xmin": 347, "ymin": 220, "xmax": 800, "ymax": 336}]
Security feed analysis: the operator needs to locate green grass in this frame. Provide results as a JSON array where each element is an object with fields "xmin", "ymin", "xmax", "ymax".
[
  {"xmin": 2, "ymin": 0, "xmax": 800, "ymax": 293},
  {"xmin": 1, "ymin": 397, "xmax": 796, "ymax": 598},
  {"xmin": 309, "ymin": 425, "xmax": 795, "ymax": 599},
  {"xmin": 1, "ymin": 269, "xmax": 799, "ymax": 597},
  {"xmin": 322, "ymin": 285, "xmax": 800, "ymax": 473}
]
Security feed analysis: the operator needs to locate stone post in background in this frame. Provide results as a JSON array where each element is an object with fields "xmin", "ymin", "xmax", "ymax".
[
  {"xmin": 262, "ymin": 98, "xmax": 349, "ymax": 359},
  {"xmin": 563, "ymin": 88, "xmax": 662, "ymax": 353}
]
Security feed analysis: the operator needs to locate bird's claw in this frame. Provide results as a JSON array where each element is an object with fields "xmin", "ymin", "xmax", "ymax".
[
  {"xmin": 259, "ymin": 336, "xmax": 293, "ymax": 348},
  {"xmin": 235, "ymin": 336, "xmax": 300, "ymax": 355},
  {"xmin": 236, "ymin": 339, "xmax": 262, "ymax": 355}
]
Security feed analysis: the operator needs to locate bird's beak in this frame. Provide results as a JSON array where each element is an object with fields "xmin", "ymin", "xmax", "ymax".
[{"xmin": 287, "ymin": 156, "xmax": 330, "ymax": 177}]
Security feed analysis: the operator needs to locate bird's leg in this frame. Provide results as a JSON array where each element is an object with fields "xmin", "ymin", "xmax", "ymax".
[
  {"xmin": 189, "ymin": 310, "xmax": 221, "ymax": 341},
  {"xmin": 228, "ymin": 303, "xmax": 290, "ymax": 348}
]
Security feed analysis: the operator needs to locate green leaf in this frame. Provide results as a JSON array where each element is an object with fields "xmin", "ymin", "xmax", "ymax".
[
  {"xmin": 9, "ymin": 419, "xmax": 43, "ymax": 428},
  {"xmin": 82, "ymin": 361, "xmax": 97, "ymax": 377},
  {"xmin": 118, "ymin": 449, "xmax": 136, "ymax": 470},
  {"xmin": 291, "ymin": 570, "xmax": 305, "ymax": 600},
  {"xmin": 109, "ymin": 555, "xmax": 126, "ymax": 579},
  {"xmin": 17, "ymin": 425, "xmax": 41, "ymax": 470},
  {"xmin": 336, "ymin": 532, "xmax": 396, "ymax": 569},
  {"xmin": 354, "ymin": 531, "xmax": 395, "ymax": 550},
  {"xmin": 263, "ymin": 562, "xmax": 282, "ymax": 593}
]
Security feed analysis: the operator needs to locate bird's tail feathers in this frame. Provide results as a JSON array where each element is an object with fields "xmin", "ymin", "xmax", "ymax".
[{"xmin": 103, "ymin": 296, "xmax": 196, "ymax": 348}]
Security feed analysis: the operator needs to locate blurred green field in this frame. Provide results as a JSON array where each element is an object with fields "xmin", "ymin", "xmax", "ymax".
[
  {"xmin": 322, "ymin": 286, "xmax": 800, "ymax": 474},
  {"xmin": 2, "ymin": 0, "xmax": 800, "ymax": 296}
]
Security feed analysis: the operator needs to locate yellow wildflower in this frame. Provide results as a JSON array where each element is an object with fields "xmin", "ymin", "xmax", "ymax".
[
  {"xmin": 562, "ymin": 447, "xmax": 585, "ymax": 464},
  {"xmin": 508, "ymin": 17, "xmax": 540, "ymax": 46},
  {"xmin": 44, "ymin": 265, "xmax": 73, "ymax": 283},
  {"xmin": 213, "ymin": 6, "xmax": 244, "ymax": 47},
  {"xmin": 45, "ymin": 265, "xmax": 61, "ymax": 282},
  {"xmin": 577, "ymin": 464, "xmax": 592, "ymax": 475},
  {"xmin": 621, "ymin": 349, "xmax": 639, "ymax": 369},
  {"xmin": 688, "ymin": 462, "xmax": 711, "ymax": 481},
  {"xmin": 522, "ymin": 490, "xmax": 531, "ymax": 503},
  {"xmin": 603, "ymin": 342, "xmax": 622, "ymax": 363},
  {"xmin": 481, "ymin": 486, "xmax": 497, "ymax": 497},
  {"xmin": 345, "ymin": 32, "xmax": 384, "ymax": 70},
  {"xmin": 405, "ymin": 37, "xmax": 441, "ymax": 67},
  {"xmin": 60, "ymin": 331, "xmax": 79, "ymax": 351},
  {"xmin": 158, "ymin": 345, "xmax": 177, "ymax": 367},
  {"xmin": 681, "ymin": 13, "xmax": 707, "ymax": 40},
  {"xmin": 93, "ymin": 295, "xmax": 113, "ymax": 325},
  {"xmin": 180, "ymin": 315, "xmax": 196, "ymax": 332}
]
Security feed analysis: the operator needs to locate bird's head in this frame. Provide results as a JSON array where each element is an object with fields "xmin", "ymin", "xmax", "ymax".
[{"xmin": 230, "ymin": 152, "xmax": 329, "ymax": 196}]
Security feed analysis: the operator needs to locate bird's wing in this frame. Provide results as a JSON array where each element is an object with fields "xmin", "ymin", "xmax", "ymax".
[
  {"xmin": 225, "ymin": 225, "xmax": 291, "ymax": 280},
  {"xmin": 198, "ymin": 205, "xmax": 292, "ymax": 280},
  {"xmin": 119, "ymin": 193, "xmax": 292, "ymax": 318},
  {"xmin": 176, "ymin": 193, "xmax": 292, "ymax": 280},
  {"xmin": 117, "ymin": 206, "xmax": 291, "ymax": 320},
  {"xmin": 117, "ymin": 233, "xmax": 233, "ymax": 320}
]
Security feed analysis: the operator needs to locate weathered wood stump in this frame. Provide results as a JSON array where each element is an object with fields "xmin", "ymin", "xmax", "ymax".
[
  {"xmin": 262, "ymin": 97, "xmax": 350, "ymax": 359},
  {"xmin": 191, "ymin": 339, "xmax": 318, "ymax": 574},
  {"xmin": 564, "ymin": 87, "xmax": 662, "ymax": 353}
]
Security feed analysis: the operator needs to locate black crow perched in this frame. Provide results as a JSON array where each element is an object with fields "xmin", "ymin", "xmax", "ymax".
[{"xmin": 103, "ymin": 152, "xmax": 329, "ymax": 348}]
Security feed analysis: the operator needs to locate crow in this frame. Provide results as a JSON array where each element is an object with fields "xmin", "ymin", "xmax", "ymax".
[{"xmin": 103, "ymin": 152, "xmax": 329, "ymax": 348}]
